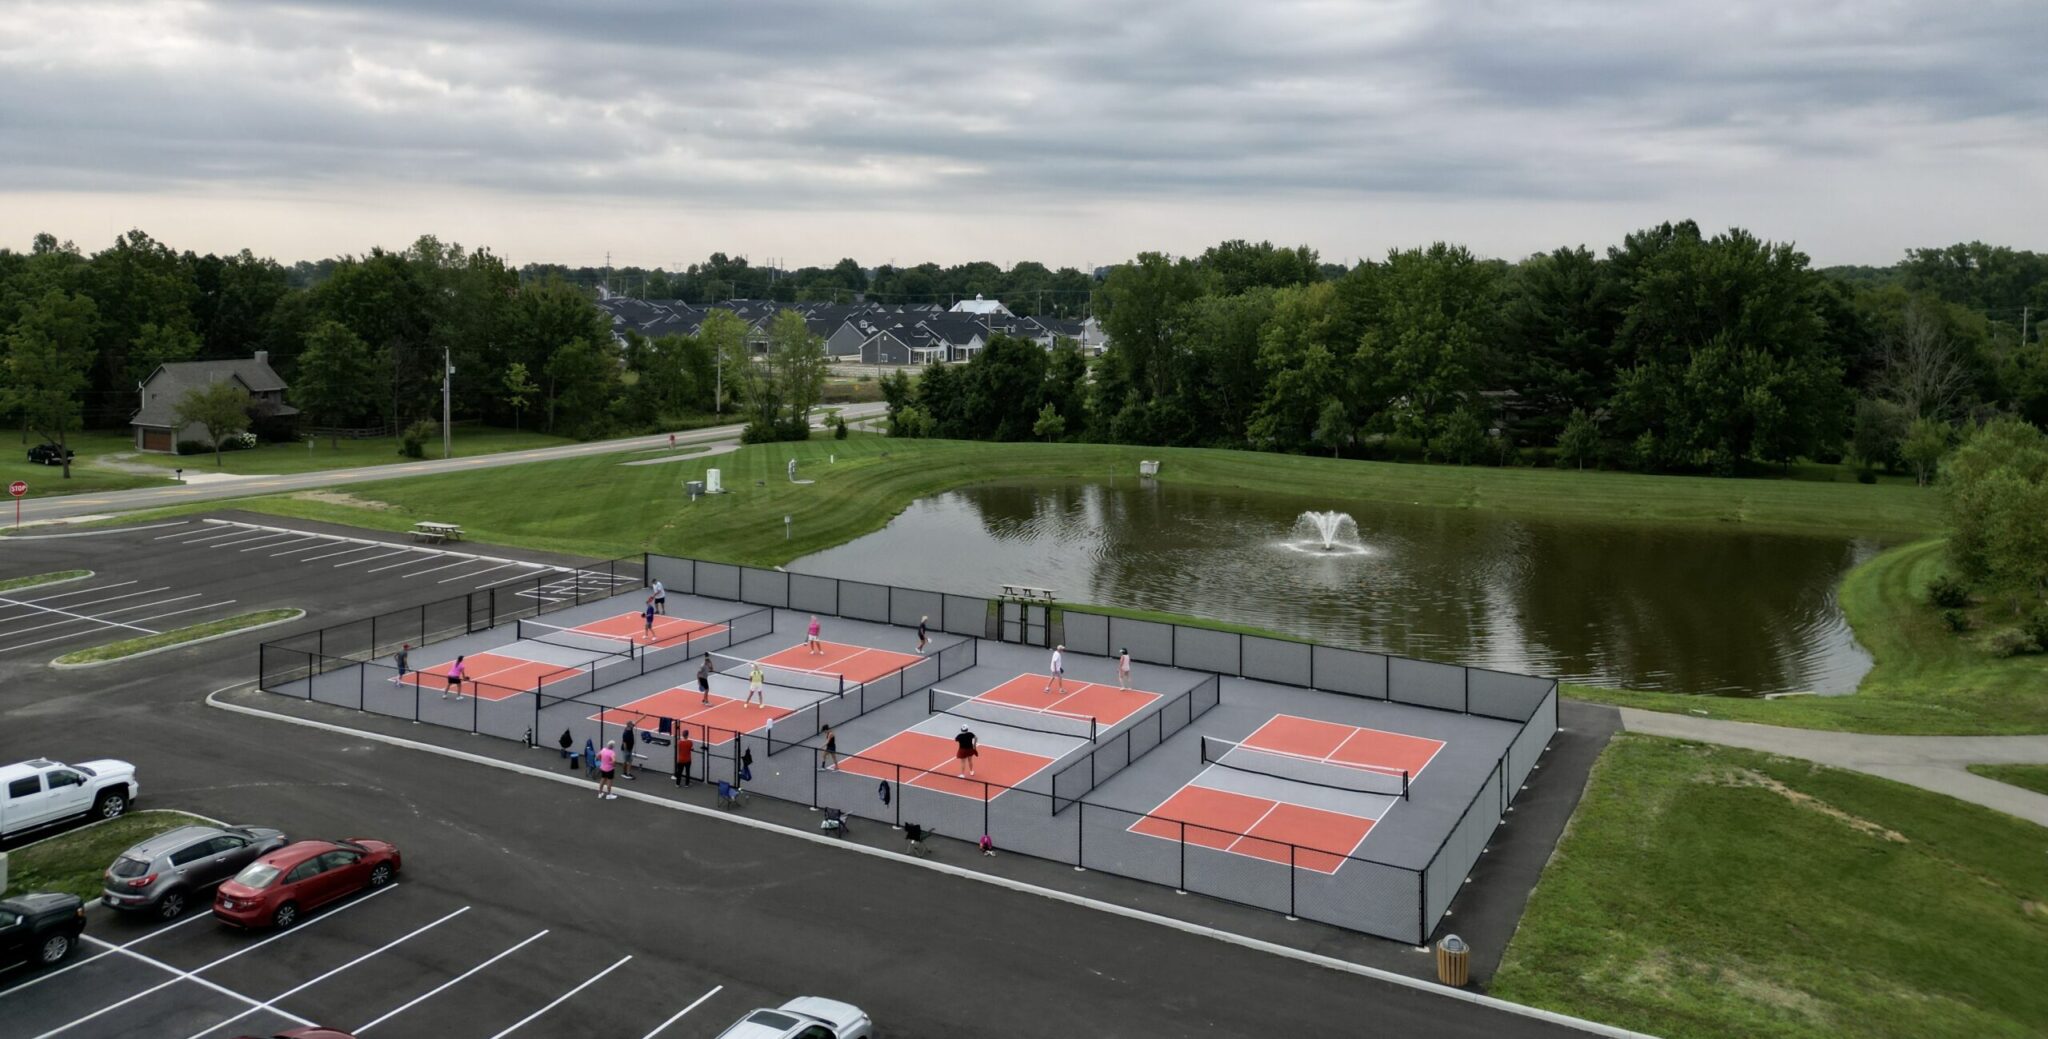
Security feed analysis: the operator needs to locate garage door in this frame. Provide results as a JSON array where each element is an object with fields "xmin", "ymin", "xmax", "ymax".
[{"xmin": 141, "ymin": 428, "xmax": 172, "ymax": 452}]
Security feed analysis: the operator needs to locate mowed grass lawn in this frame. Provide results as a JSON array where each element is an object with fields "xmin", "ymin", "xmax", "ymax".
[
  {"xmin": 3, "ymin": 810, "xmax": 214, "ymax": 900},
  {"xmin": 142, "ymin": 436, "xmax": 1944, "ymax": 565},
  {"xmin": 1570, "ymin": 539, "xmax": 2048, "ymax": 734},
  {"xmin": 0, "ymin": 429, "xmax": 171, "ymax": 497},
  {"xmin": 1969, "ymin": 765, "xmax": 2048, "ymax": 796},
  {"xmin": 1491, "ymin": 736, "xmax": 2048, "ymax": 1039},
  {"xmin": 123, "ymin": 425, "xmax": 574, "ymax": 476}
]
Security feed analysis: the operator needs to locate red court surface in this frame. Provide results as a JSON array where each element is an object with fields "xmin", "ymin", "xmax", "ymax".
[
  {"xmin": 838, "ymin": 731, "xmax": 1054, "ymax": 800},
  {"xmin": 589, "ymin": 689, "xmax": 790, "ymax": 745},
  {"xmin": 1130, "ymin": 787, "xmax": 1375, "ymax": 873},
  {"xmin": 1240, "ymin": 714, "xmax": 1445, "ymax": 777},
  {"xmin": 399, "ymin": 652, "xmax": 594, "ymax": 701},
  {"xmin": 1128, "ymin": 715, "xmax": 1447, "ymax": 873},
  {"xmin": 759, "ymin": 640, "xmax": 925, "ymax": 685},
  {"xmin": 574, "ymin": 612, "xmax": 729, "ymax": 650},
  {"xmin": 974, "ymin": 674, "xmax": 1160, "ymax": 729}
]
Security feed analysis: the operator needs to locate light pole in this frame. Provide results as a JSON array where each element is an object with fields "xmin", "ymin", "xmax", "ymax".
[{"xmin": 441, "ymin": 346, "xmax": 453, "ymax": 460}]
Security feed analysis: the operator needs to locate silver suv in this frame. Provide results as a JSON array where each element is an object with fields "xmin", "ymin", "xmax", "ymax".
[{"xmin": 102, "ymin": 825, "xmax": 287, "ymax": 920}]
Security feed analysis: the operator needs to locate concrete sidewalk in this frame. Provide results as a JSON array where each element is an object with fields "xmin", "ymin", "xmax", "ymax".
[{"xmin": 1619, "ymin": 708, "xmax": 2048, "ymax": 827}]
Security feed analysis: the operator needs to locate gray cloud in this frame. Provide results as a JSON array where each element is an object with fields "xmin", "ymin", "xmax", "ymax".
[{"xmin": 0, "ymin": 0, "xmax": 2042, "ymax": 263}]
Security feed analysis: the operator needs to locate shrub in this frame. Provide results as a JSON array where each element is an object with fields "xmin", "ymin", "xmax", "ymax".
[
  {"xmin": 1941, "ymin": 609, "xmax": 1970, "ymax": 633},
  {"xmin": 399, "ymin": 419, "xmax": 439, "ymax": 459},
  {"xmin": 1856, "ymin": 469, "xmax": 1877, "ymax": 485},
  {"xmin": 2025, "ymin": 609, "xmax": 2048, "ymax": 650},
  {"xmin": 1926, "ymin": 574, "xmax": 1971, "ymax": 609},
  {"xmin": 1985, "ymin": 627, "xmax": 2038, "ymax": 658},
  {"xmin": 833, "ymin": 416, "xmax": 849, "ymax": 440},
  {"xmin": 175, "ymin": 439, "xmax": 208, "ymax": 455}
]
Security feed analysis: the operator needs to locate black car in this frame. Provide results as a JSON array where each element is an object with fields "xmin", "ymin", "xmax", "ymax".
[
  {"xmin": 26, "ymin": 443, "xmax": 73, "ymax": 466},
  {"xmin": 0, "ymin": 892, "xmax": 86, "ymax": 972}
]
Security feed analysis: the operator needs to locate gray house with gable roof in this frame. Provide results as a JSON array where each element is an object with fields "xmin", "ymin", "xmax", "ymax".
[{"xmin": 130, "ymin": 351, "xmax": 296, "ymax": 452}]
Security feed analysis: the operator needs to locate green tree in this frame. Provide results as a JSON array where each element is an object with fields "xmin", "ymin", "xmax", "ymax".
[
  {"xmin": 1942, "ymin": 419, "xmax": 2048, "ymax": 610},
  {"xmin": 963, "ymin": 333, "xmax": 1049, "ymax": 441},
  {"xmin": 880, "ymin": 368, "xmax": 916, "ymax": 434},
  {"xmin": 1900, "ymin": 417, "xmax": 1951, "ymax": 487},
  {"xmin": 764, "ymin": 310, "xmax": 828, "ymax": 440},
  {"xmin": 1247, "ymin": 282, "xmax": 1344, "ymax": 452},
  {"xmin": 501, "ymin": 361, "xmax": 535, "ymax": 431},
  {"xmin": 1353, "ymin": 244, "xmax": 1499, "ymax": 451},
  {"xmin": 1311, "ymin": 396, "xmax": 1352, "ymax": 458},
  {"xmin": 696, "ymin": 310, "xmax": 751, "ymax": 415},
  {"xmin": 1500, "ymin": 246, "xmax": 1622, "ymax": 441},
  {"xmin": 127, "ymin": 322, "xmax": 201, "ymax": 387},
  {"xmin": 1435, "ymin": 406, "xmax": 1488, "ymax": 465},
  {"xmin": 172, "ymin": 380, "xmax": 252, "ymax": 467},
  {"xmin": 1556, "ymin": 408, "xmax": 1600, "ymax": 470},
  {"xmin": 1032, "ymin": 401, "xmax": 1066, "ymax": 442},
  {"xmin": 294, "ymin": 320, "xmax": 382, "ymax": 447},
  {"xmin": 3, "ymin": 289, "xmax": 98, "ymax": 478},
  {"xmin": 1851, "ymin": 396, "xmax": 1911, "ymax": 473}
]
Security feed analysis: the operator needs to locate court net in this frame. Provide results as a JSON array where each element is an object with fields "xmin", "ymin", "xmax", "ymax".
[
  {"xmin": 1201, "ymin": 736, "xmax": 1409, "ymax": 800},
  {"xmin": 930, "ymin": 688, "xmax": 1097, "ymax": 742},
  {"xmin": 707, "ymin": 651, "xmax": 846, "ymax": 698},
  {"xmin": 516, "ymin": 619, "xmax": 638, "ymax": 660}
]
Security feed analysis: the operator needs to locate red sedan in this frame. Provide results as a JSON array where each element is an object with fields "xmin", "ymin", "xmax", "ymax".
[{"xmin": 213, "ymin": 839, "xmax": 400, "ymax": 929}]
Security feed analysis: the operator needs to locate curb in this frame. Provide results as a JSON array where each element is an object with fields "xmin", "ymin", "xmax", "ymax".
[
  {"xmin": 0, "ymin": 520, "xmax": 191, "ymax": 539},
  {"xmin": 198, "ymin": 518, "xmax": 573, "ymax": 574},
  {"xmin": 208, "ymin": 687, "xmax": 1659, "ymax": 1039},
  {"xmin": 51, "ymin": 611, "xmax": 308, "ymax": 670},
  {"xmin": 0, "ymin": 570, "xmax": 96, "ymax": 593},
  {"xmin": 5, "ymin": 807, "xmax": 228, "ymax": 853}
]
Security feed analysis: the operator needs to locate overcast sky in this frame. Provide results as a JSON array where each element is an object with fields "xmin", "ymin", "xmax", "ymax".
[{"xmin": 2, "ymin": 0, "xmax": 2042, "ymax": 270}]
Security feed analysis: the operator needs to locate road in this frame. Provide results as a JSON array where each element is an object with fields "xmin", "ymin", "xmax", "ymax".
[
  {"xmin": 0, "ymin": 521, "xmax": 1630, "ymax": 1039},
  {"xmin": 15, "ymin": 404, "xmax": 887, "ymax": 524}
]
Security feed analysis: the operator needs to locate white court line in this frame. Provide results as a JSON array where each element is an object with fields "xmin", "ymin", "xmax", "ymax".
[
  {"xmin": 245, "ymin": 535, "xmax": 318, "ymax": 552},
  {"xmin": 640, "ymin": 985, "xmax": 724, "ymax": 1039},
  {"xmin": 334, "ymin": 549, "xmax": 409, "ymax": 568},
  {"xmin": 399, "ymin": 558, "xmax": 483, "ymax": 579},
  {"xmin": 353, "ymin": 929, "xmax": 549, "ymax": 1034},
  {"xmin": 32, "ymin": 885, "xmax": 396, "ymax": 1039},
  {"xmin": 303, "ymin": 544, "xmax": 390, "ymax": 563},
  {"xmin": 184, "ymin": 906, "xmax": 470, "ymax": 1039},
  {"xmin": 0, "ymin": 593, "xmax": 158, "ymax": 635},
  {"xmin": 485, "ymin": 955, "xmax": 632, "ymax": 1039},
  {"xmin": 439, "ymin": 562, "xmax": 516, "ymax": 584},
  {"xmin": 0, "ymin": 909, "xmax": 212, "ymax": 999},
  {"xmin": 1219, "ymin": 801, "xmax": 1284, "ymax": 856},
  {"xmin": 366, "ymin": 552, "xmax": 438, "ymax": 573}
]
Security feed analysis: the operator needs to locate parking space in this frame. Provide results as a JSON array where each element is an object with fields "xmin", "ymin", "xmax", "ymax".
[
  {"xmin": 0, "ymin": 578, "xmax": 242, "ymax": 657},
  {"xmin": 0, "ymin": 885, "xmax": 738, "ymax": 1039},
  {"xmin": 150, "ymin": 521, "xmax": 587, "ymax": 591}
]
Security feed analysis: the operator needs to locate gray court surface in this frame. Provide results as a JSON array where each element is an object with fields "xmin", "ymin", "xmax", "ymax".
[{"xmin": 265, "ymin": 577, "xmax": 1557, "ymax": 947}]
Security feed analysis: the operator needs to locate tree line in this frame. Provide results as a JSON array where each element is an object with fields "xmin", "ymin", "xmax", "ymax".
[
  {"xmin": 542, "ymin": 253, "xmax": 1102, "ymax": 318},
  {"xmin": 887, "ymin": 227, "xmax": 2046, "ymax": 479}
]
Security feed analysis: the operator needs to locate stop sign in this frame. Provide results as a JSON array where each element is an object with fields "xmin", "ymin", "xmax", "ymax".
[{"xmin": 7, "ymin": 481, "xmax": 24, "ymax": 498}]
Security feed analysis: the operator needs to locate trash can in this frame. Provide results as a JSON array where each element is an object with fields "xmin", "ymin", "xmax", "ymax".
[
  {"xmin": 685, "ymin": 480, "xmax": 704, "ymax": 500},
  {"xmin": 1138, "ymin": 460, "xmax": 1160, "ymax": 477},
  {"xmin": 1435, "ymin": 934, "xmax": 1470, "ymax": 987}
]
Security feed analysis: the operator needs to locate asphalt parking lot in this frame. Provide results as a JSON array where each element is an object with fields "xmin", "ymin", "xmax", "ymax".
[{"xmin": 2, "ymin": 885, "xmax": 742, "ymax": 1039}]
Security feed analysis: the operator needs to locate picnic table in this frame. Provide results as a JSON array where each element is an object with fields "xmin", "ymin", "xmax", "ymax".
[{"xmin": 412, "ymin": 521, "xmax": 464, "ymax": 543}]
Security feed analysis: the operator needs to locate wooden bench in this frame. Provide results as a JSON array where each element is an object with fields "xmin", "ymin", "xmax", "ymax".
[{"xmin": 412, "ymin": 522, "xmax": 464, "ymax": 543}]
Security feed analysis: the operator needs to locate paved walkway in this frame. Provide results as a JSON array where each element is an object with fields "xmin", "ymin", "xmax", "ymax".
[{"xmin": 1620, "ymin": 709, "xmax": 2048, "ymax": 827}]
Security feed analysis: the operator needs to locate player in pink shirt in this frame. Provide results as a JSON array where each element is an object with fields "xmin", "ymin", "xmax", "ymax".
[
  {"xmin": 596, "ymin": 741, "xmax": 618, "ymax": 799},
  {"xmin": 443, "ymin": 655, "xmax": 466, "ymax": 700},
  {"xmin": 806, "ymin": 616, "xmax": 823, "ymax": 656}
]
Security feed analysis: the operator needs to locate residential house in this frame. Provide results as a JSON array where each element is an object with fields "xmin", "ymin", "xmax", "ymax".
[{"xmin": 131, "ymin": 351, "xmax": 295, "ymax": 452}]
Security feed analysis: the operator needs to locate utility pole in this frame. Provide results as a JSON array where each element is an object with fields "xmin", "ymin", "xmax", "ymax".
[
  {"xmin": 441, "ymin": 346, "xmax": 453, "ymax": 460},
  {"xmin": 2022, "ymin": 306, "xmax": 2031, "ymax": 346}
]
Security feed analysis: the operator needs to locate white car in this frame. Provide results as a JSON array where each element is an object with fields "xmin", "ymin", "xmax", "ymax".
[
  {"xmin": 713, "ymin": 997, "xmax": 873, "ymax": 1039},
  {"xmin": 1, "ymin": 759, "xmax": 139, "ymax": 839}
]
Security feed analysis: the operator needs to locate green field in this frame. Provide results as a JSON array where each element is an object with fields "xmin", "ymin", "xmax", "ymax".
[
  {"xmin": 1490, "ymin": 736, "xmax": 2048, "ymax": 1039},
  {"xmin": 111, "ymin": 436, "xmax": 1944, "ymax": 563},
  {"xmin": 123, "ymin": 425, "xmax": 574, "ymax": 476},
  {"xmin": 2, "ymin": 811, "xmax": 213, "ymax": 900},
  {"xmin": 0, "ymin": 430, "xmax": 172, "ymax": 498},
  {"xmin": 1968, "ymin": 764, "xmax": 2048, "ymax": 796},
  {"xmin": 53, "ymin": 608, "xmax": 304, "ymax": 665}
]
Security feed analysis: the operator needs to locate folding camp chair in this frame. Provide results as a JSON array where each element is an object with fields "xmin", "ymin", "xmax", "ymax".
[
  {"xmin": 903, "ymin": 822, "xmax": 934, "ymax": 857},
  {"xmin": 717, "ymin": 781, "xmax": 746, "ymax": 810}
]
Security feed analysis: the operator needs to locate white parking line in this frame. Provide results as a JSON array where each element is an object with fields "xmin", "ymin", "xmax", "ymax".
[
  {"xmin": 269, "ymin": 542, "xmax": 334, "ymax": 557},
  {"xmin": 303, "ymin": 544, "xmax": 390, "ymax": 563},
  {"xmin": 245, "ymin": 535, "xmax": 318, "ymax": 552},
  {"xmin": 440, "ymin": 562, "xmax": 516, "ymax": 584},
  {"xmin": 0, "ymin": 580, "xmax": 137, "ymax": 607},
  {"xmin": 31, "ymin": 885, "xmax": 396, "ymax": 1039},
  {"xmin": 640, "ymin": 985, "xmax": 724, "ymax": 1039},
  {"xmin": 0, "ymin": 593, "xmax": 158, "ymax": 635},
  {"xmin": 179, "ymin": 528, "xmax": 264, "ymax": 545},
  {"xmin": 0, "ymin": 909, "xmax": 212, "ymax": 999},
  {"xmin": 477, "ymin": 566, "xmax": 547, "ymax": 589},
  {"xmin": 334, "ymin": 549, "xmax": 409, "ymax": 568},
  {"xmin": 485, "ymin": 956, "xmax": 632, "ymax": 1039},
  {"xmin": 184, "ymin": 906, "xmax": 470, "ymax": 1039},
  {"xmin": 207, "ymin": 531, "xmax": 296, "ymax": 549},
  {"xmin": 353, "ymin": 929, "xmax": 549, "ymax": 1034},
  {"xmin": 399, "ymin": 558, "xmax": 482, "ymax": 579},
  {"xmin": 0, "ymin": 596, "xmax": 208, "ymax": 651},
  {"xmin": 364, "ymin": 553, "xmax": 437, "ymax": 573},
  {"xmin": 0, "ymin": 593, "xmax": 200, "ymax": 637}
]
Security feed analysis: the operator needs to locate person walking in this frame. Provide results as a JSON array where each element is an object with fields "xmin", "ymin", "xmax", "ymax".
[
  {"xmin": 597, "ymin": 741, "xmax": 618, "ymax": 799},
  {"xmin": 1042, "ymin": 644, "xmax": 1067, "ymax": 695},
  {"xmin": 396, "ymin": 643, "xmax": 411, "ymax": 683},
  {"xmin": 642, "ymin": 597, "xmax": 658, "ymax": 641},
  {"xmin": 746, "ymin": 661, "xmax": 766, "ymax": 707},
  {"xmin": 819, "ymin": 723, "xmax": 839, "ymax": 771},
  {"xmin": 674, "ymin": 730, "xmax": 694, "ymax": 787},
  {"xmin": 443, "ymin": 655, "xmax": 467, "ymax": 700},
  {"xmin": 954, "ymin": 725, "xmax": 978, "ymax": 778},
  {"xmin": 917, "ymin": 616, "xmax": 929, "ymax": 654},
  {"xmin": 652, "ymin": 579, "xmax": 667, "ymax": 615},
  {"xmin": 697, "ymin": 655, "xmax": 714, "ymax": 705},
  {"xmin": 806, "ymin": 616, "xmax": 823, "ymax": 655},
  {"xmin": 621, "ymin": 723, "xmax": 638, "ymax": 780},
  {"xmin": 1118, "ymin": 647, "xmax": 1132, "ymax": 690}
]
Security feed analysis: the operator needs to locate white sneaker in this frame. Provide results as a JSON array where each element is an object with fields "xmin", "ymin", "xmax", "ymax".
[{"xmin": 604, "ymin": 793, "xmax": 617, "ymax": 800}]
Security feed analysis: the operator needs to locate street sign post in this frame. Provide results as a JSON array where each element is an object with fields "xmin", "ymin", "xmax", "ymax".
[{"xmin": 9, "ymin": 480, "xmax": 26, "ymax": 527}]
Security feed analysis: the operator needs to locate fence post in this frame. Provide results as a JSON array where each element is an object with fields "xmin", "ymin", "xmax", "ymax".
[
  {"xmin": 412, "ymin": 678, "xmax": 420, "ymax": 723},
  {"xmin": 982, "ymin": 782, "xmax": 990, "ymax": 837},
  {"xmin": 358, "ymin": 665, "xmax": 365, "ymax": 711},
  {"xmin": 471, "ymin": 685, "xmax": 479, "ymax": 734},
  {"xmin": 1384, "ymin": 654, "xmax": 1391, "ymax": 700},
  {"xmin": 1178, "ymin": 822, "xmax": 1186, "ymax": 893},
  {"xmin": 1464, "ymin": 667, "xmax": 1471, "ymax": 714},
  {"xmin": 371, "ymin": 615, "xmax": 378, "ymax": 658},
  {"xmin": 420, "ymin": 603, "xmax": 427, "ymax": 645},
  {"xmin": 318, "ymin": 628, "xmax": 324, "ymax": 660},
  {"xmin": 1289, "ymin": 844, "xmax": 1297, "ymax": 919},
  {"xmin": 1418, "ymin": 871, "xmax": 1427, "ymax": 946},
  {"xmin": 1075, "ymin": 801, "xmax": 1084, "ymax": 870},
  {"xmin": 893, "ymin": 765, "xmax": 902, "ymax": 828}
]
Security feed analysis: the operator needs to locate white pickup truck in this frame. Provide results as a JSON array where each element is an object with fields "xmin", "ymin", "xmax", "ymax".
[{"xmin": 1, "ymin": 759, "xmax": 139, "ymax": 840}]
